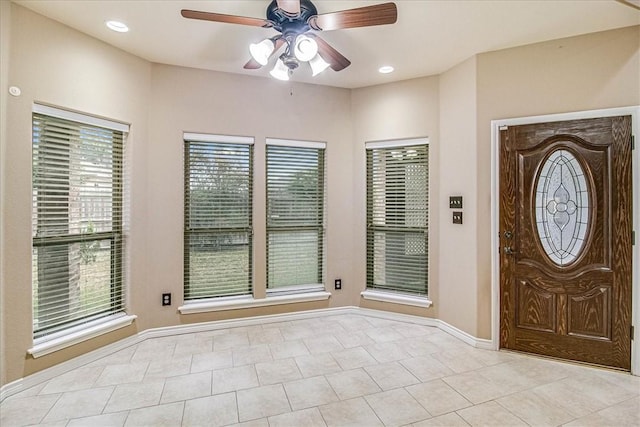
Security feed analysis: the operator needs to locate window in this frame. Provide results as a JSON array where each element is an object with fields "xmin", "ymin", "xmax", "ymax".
[
  {"xmin": 184, "ymin": 134, "xmax": 253, "ymax": 300},
  {"xmin": 366, "ymin": 139, "xmax": 429, "ymax": 296},
  {"xmin": 32, "ymin": 105, "xmax": 128, "ymax": 339},
  {"xmin": 266, "ymin": 139, "xmax": 326, "ymax": 291}
]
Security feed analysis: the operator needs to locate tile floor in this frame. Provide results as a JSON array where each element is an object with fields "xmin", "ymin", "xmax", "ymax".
[{"xmin": 1, "ymin": 313, "xmax": 639, "ymax": 426}]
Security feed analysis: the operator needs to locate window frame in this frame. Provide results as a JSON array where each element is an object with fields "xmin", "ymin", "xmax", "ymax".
[
  {"xmin": 183, "ymin": 133, "xmax": 255, "ymax": 301},
  {"xmin": 30, "ymin": 104, "xmax": 130, "ymax": 344},
  {"xmin": 365, "ymin": 138, "xmax": 430, "ymax": 299},
  {"xmin": 265, "ymin": 138, "xmax": 326, "ymax": 294}
]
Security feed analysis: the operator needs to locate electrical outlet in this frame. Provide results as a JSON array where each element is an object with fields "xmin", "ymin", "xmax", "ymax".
[
  {"xmin": 334, "ymin": 279, "xmax": 342, "ymax": 290},
  {"xmin": 162, "ymin": 293, "xmax": 171, "ymax": 306}
]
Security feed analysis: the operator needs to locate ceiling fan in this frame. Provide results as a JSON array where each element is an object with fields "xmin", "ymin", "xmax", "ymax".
[{"xmin": 181, "ymin": 0, "xmax": 398, "ymax": 80}]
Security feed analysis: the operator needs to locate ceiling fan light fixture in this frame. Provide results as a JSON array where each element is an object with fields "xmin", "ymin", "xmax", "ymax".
[
  {"xmin": 270, "ymin": 58, "xmax": 290, "ymax": 81},
  {"xmin": 310, "ymin": 54, "xmax": 330, "ymax": 76},
  {"xmin": 293, "ymin": 35, "xmax": 318, "ymax": 62},
  {"xmin": 249, "ymin": 38, "xmax": 275, "ymax": 66}
]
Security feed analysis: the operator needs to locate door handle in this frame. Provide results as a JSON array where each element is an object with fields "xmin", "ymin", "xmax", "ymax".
[{"xmin": 503, "ymin": 246, "xmax": 516, "ymax": 255}]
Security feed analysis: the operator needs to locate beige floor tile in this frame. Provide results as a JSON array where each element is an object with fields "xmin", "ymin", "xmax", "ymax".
[
  {"xmin": 182, "ymin": 392, "xmax": 238, "ymax": 427},
  {"xmin": 496, "ymin": 389, "xmax": 574, "ymax": 426},
  {"xmin": 457, "ymin": 401, "xmax": 527, "ymax": 426},
  {"xmin": 442, "ymin": 370, "xmax": 513, "ymax": 404},
  {"xmin": 331, "ymin": 347, "xmax": 377, "ymax": 370},
  {"xmin": 332, "ymin": 315, "xmax": 375, "ymax": 332},
  {"xmin": 407, "ymin": 379, "xmax": 472, "ymax": 416},
  {"xmin": 412, "ymin": 412, "xmax": 470, "ymax": 426},
  {"xmin": 365, "ymin": 327, "xmax": 404, "ymax": 343},
  {"xmin": 103, "ymin": 381, "xmax": 164, "ymax": 413},
  {"xmin": 564, "ymin": 396, "xmax": 640, "ymax": 427},
  {"xmin": 212, "ymin": 365, "xmax": 259, "ymax": 394},
  {"xmin": 364, "ymin": 341, "xmax": 411, "ymax": 363},
  {"xmin": 401, "ymin": 355, "xmax": 455, "ymax": 382},
  {"xmin": 284, "ymin": 376, "xmax": 339, "ymax": 410},
  {"xmin": 304, "ymin": 334, "xmax": 345, "ymax": 354},
  {"xmin": 42, "ymin": 387, "xmax": 114, "ymax": 422},
  {"xmin": 392, "ymin": 323, "xmax": 435, "ymax": 338},
  {"xmin": 295, "ymin": 353, "xmax": 342, "ymax": 377},
  {"xmin": 334, "ymin": 331, "xmax": 376, "ymax": 349},
  {"xmin": 365, "ymin": 388, "xmax": 430, "ymax": 426},
  {"xmin": 144, "ymin": 355, "xmax": 192, "ymax": 380},
  {"xmin": 319, "ymin": 397, "xmax": 383, "ymax": 427},
  {"xmin": 67, "ymin": 411, "xmax": 128, "ymax": 427},
  {"xmin": 249, "ymin": 327, "xmax": 284, "ymax": 345},
  {"xmin": 268, "ymin": 407, "xmax": 327, "ymax": 427},
  {"xmin": 85, "ymin": 347, "xmax": 136, "ymax": 367},
  {"xmin": 269, "ymin": 340, "xmax": 310, "ymax": 359},
  {"xmin": 396, "ymin": 337, "xmax": 440, "ymax": 357},
  {"xmin": 325, "ymin": 369, "xmax": 381, "ymax": 400},
  {"xmin": 131, "ymin": 340, "xmax": 176, "ymax": 362},
  {"xmin": 432, "ymin": 349, "xmax": 485, "ymax": 373},
  {"xmin": 214, "ymin": 331, "xmax": 250, "ymax": 351},
  {"xmin": 123, "ymin": 401, "xmax": 184, "ymax": 426},
  {"xmin": 40, "ymin": 366, "xmax": 103, "ymax": 394},
  {"xmin": 94, "ymin": 362, "xmax": 149, "ymax": 387},
  {"xmin": 191, "ymin": 349, "xmax": 233, "ymax": 373},
  {"xmin": 280, "ymin": 324, "xmax": 318, "ymax": 341},
  {"xmin": 228, "ymin": 418, "xmax": 270, "ymax": 427},
  {"xmin": 172, "ymin": 337, "xmax": 213, "ymax": 357},
  {"xmin": 0, "ymin": 394, "xmax": 61, "ymax": 426},
  {"xmin": 233, "ymin": 344, "xmax": 273, "ymax": 366},
  {"xmin": 255, "ymin": 358, "xmax": 302, "ymax": 385},
  {"xmin": 364, "ymin": 361, "xmax": 420, "ymax": 390},
  {"xmin": 160, "ymin": 371, "xmax": 212, "ymax": 404},
  {"xmin": 237, "ymin": 384, "xmax": 291, "ymax": 421}
]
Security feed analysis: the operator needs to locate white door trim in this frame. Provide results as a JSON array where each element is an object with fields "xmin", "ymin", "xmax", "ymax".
[{"xmin": 491, "ymin": 106, "xmax": 640, "ymax": 375}]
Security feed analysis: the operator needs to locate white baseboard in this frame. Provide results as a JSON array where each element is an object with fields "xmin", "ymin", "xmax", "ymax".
[{"xmin": 0, "ymin": 306, "xmax": 491, "ymax": 402}]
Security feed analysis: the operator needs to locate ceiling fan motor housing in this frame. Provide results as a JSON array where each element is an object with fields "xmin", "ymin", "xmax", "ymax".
[{"xmin": 266, "ymin": 0, "xmax": 318, "ymax": 36}]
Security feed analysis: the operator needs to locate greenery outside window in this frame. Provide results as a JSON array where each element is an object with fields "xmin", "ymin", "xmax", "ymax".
[
  {"xmin": 184, "ymin": 133, "xmax": 254, "ymax": 300},
  {"xmin": 266, "ymin": 139, "xmax": 326, "ymax": 292},
  {"xmin": 366, "ymin": 139, "xmax": 429, "ymax": 296},
  {"xmin": 32, "ymin": 105, "xmax": 128, "ymax": 340}
]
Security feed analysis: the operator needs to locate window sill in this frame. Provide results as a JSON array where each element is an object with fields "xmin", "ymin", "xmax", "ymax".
[
  {"xmin": 361, "ymin": 290, "xmax": 432, "ymax": 308},
  {"xmin": 179, "ymin": 291, "xmax": 332, "ymax": 315},
  {"xmin": 28, "ymin": 314, "xmax": 137, "ymax": 358}
]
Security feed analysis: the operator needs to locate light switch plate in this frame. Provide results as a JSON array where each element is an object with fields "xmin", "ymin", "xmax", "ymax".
[
  {"xmin": 449, "ymin": 196, "xmax": 463, "ymax": 209},
  {"xmin": 453, "ymin": 211, "xmax": 463, "ymax": 224}
]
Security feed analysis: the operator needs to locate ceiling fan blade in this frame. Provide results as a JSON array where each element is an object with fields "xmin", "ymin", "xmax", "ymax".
[
  {"xmin": 181, "ymin": 9, "xmax": 272, "ymax": 28},
  {"xmin": 313, "ymin": 36, "xmax": 351, "ymax": 72},
  {"xmin": 243, "ymin": 38, "xmax": 286, "ymax": 70},
  {"xmin": 276, "ymin": 0, "xmax": 301, "ymax": 15},
  {"xmin": 309, "ymin": 2, "xmax": 397, "ymax": 31}
]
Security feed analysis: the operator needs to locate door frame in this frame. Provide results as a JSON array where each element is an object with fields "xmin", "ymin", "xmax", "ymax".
[{"xmin": 491, "ymin": 106, "xmax": 640, "ymax": 375}]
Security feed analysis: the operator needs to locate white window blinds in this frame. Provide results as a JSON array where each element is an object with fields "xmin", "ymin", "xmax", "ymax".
[
  {"xmin": 266, "ymin": 140, "xmax": 326, "ymax": 290},
  {"xmin": 366, "ymin": 140, "xmax": 429, "ymax": 295},
  {"xmin": 32, "ymin": 109, "xmax": 127, "ymax": 339},
  {"xmin": 184, "ymin": 136, "xmax": 253, "ymax": 300}
]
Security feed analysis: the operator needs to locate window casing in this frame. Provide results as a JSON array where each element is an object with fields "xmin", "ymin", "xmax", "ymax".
[
  {"xmin": 32, "ymin": 106, "xmax": 127, "ymax": 339},
  {"xmin": 366, "ymin": 139, "xmax": 429, "ymax": 296},
  {"xmin": 266, "ymin": 139, "xmax": 326, "ymax": 291},
  {"xmin": 184, "ymin": 134, "xmax": 254, "ymax": 300}
]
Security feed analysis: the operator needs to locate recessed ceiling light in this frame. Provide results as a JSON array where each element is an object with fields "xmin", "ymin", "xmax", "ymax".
[
  {"xmin": 378, "ymin": 66, "xmax": 394, "ymax": 74},
  {"xmin": 106, "ymin": 20, "xmax": 129, "ymax": 33}
]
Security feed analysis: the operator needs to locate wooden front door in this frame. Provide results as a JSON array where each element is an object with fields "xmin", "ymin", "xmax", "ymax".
[{"xmin": 499, "ymin": 116, "xmax": 633, "ymax": 370}]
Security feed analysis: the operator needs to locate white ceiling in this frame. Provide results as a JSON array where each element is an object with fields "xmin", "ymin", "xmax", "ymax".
[{"xmin": 12, "ymin": 0, "xmax": 640, "ymax": 89}]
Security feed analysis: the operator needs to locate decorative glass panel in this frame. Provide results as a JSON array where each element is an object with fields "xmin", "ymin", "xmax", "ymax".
[{"xmin": 535, "ymin": 149, "xmax": 589, "ymax": 266}]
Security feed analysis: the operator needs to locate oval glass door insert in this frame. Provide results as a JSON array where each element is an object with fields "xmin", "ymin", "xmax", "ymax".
[{"xmin": 535, "ymin": 149, "xmax": 589, "ymax": 266}]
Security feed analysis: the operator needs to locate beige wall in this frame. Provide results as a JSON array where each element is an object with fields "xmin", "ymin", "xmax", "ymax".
[
  {"xmin": 1, "ymin": 1, "xmax": 638, "ymax": 386},
  {"xmin": 351, "ymin": 77, "xmax": 440, "ymax": 317},
  {"xmin": 1, "ymin": 0, "xmax": 12, "ymax": 387},
  {"xmin": 438, "ymin": 56, "xmax": 478, "ymax": 335}
]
